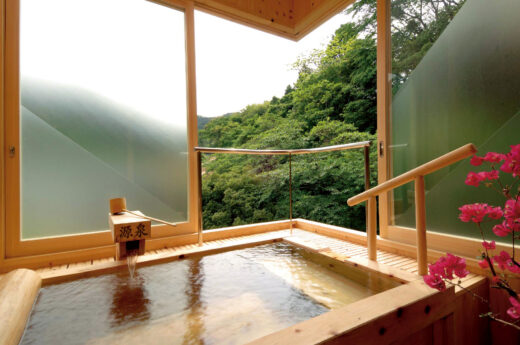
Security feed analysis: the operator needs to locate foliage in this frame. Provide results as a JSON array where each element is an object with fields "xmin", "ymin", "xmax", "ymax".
[
  {"xmin": 347, "ymin": 0, "xmax": 465, "ymax": 90},
  {"xmin": 199, "ymin": 21, "xmax": 377, "ymax": 230},
  {"xmin": 423, "ymin": 145, "xmax": 520, "ymax": 331}
]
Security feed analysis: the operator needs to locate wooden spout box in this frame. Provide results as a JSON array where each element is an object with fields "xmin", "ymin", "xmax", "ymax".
[{"xmin": 109, "ymin": 211, "xmax": 152, "ymax": 243}]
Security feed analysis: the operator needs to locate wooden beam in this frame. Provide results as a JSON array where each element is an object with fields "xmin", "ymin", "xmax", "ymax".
[
  {"xmin": 0, "ymin": 269, "xmax": 41, "ymax": 345},
  {"xmin": 292, "ymin": 0, "xmax": 354, "ymax": 40},
  {"xmin": 0, "ymin": 0, "xmax": 5, "ymax": 268},
  {"xmin": 376, "ymin": 0, "xmax": 392, "ymax": 238},
  {"xmin": 4, "ymin": 0, "xmax": 20, "ymax": 259},
  {"xmin": 194, "ymin": 0, "xmax": 296, "ymax": 40},
  {"xmin": 185, "ymin": 1, "xmax": 201, "ymax": 246}
]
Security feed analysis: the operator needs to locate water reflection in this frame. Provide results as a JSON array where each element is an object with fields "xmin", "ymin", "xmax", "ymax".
[
  {"xmin": 110, "ymin": 273, "xmax": 150, "ymax": 327},
  {"xmin": 183, "ymin": 257, "xmax": 205, "ymax": 345}
]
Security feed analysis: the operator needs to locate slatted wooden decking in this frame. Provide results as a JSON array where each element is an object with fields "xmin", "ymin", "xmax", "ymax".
[{"xmin": 34, "ymin": 228, "xmax": 484, "ymax": 292}]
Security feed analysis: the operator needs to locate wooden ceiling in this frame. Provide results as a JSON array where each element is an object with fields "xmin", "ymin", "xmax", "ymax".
[{"xmin": 194, "ymin": 0, "xmax": 355, "ymax": 41}]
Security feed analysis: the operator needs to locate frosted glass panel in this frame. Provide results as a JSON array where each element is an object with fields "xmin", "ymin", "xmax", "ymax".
[
  {"xmin": 20, "ymin": 0, "xmax": 188, "ymax": 238},
  {"xmin": 390, "ymin": 0, "xmax": 520, "ymax": 239}
]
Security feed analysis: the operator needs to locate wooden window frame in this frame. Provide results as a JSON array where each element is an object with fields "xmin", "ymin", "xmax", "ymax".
[
  {"xmin": 376, "ymin": 0, "xmax": 513, "ymax": 258},
  {"xmin": 2, "ymin": 0, "xmax": 201, "ymax": 259}
]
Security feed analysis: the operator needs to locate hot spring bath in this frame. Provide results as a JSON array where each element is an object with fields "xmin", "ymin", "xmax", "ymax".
[{"xmin": 20, "ymin": 242, "xmax": 400, "ymax": 345}]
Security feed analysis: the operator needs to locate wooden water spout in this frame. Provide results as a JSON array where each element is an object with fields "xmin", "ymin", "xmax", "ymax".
[{"xmin": 109, "ymin": 197, "xmax": 152, "ymax": 261}]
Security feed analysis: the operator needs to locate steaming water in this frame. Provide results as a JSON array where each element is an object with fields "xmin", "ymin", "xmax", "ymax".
[{"xmin": 21, "ymin": 242, "xmax": 399, "ymax": 345}]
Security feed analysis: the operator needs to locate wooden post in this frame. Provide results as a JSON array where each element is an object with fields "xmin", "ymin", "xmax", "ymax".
[
  {"xmin": 376, "ymin": 0, "xmax": 392, "ymax": 239},
  {"xmin": 363, "ymin": 145, "xmax": 371, "ymax": 190},
  {"xmin": 367, "ymin": 196, "xmax": 377, "ymax": 261},
  {"xmin": 185, "ymin": 2, "xmax": 201, "ymax": 243},
  {"xmin": 363, "ymin": 145, "xmax": 371, "ymax": 240},
  {"xmin": 197, "ymin": 151, "xmax": 203, "ymax": 246},
  {"xmin": 415, "ymin": 176, "xmax": 428, "ymax": 275}
]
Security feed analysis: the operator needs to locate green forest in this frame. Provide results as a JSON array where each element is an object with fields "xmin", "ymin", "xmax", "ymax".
[{"xmin": 198, "ymin": 0, "xmax": 464, "ymax": 230}]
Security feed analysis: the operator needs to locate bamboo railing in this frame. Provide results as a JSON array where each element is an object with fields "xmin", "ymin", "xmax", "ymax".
[
  {"xmin": 195, "ymin": 141, "xmax": 372, "ymax": 246},
  {"xmin": 347, "ymin": 143, "xmax": 477, "ymax": 275}
]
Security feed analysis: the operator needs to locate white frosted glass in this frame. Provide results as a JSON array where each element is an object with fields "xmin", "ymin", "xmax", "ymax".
[
  {"xmin": 20, "ymin": 0, "xmax": 188, "ymax": 238},
  {"xmin": 391, "ymin": 0, "xmax": 520, "ymax": 239}
]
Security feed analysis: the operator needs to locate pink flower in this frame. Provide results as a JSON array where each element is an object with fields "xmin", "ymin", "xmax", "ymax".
[
  {"xmin": 477, "ymin": 170, "xmax": 499, "ymax": 181},
  {"xmin": 423, "ymin": 274, "xmax": 446, "ymax": 291},
  {"xmin": 444, "ymin": 253, "xmax": 469, "ymax": 279},
  {"xmin": 492, "ymin": 222, "xmax": 511, "ymax": 237},
  {"xmin": 493, "ymin": 251, "xmax": 511, "ymax": 270},
  {"xmin": 483, "ymin": 152, "xmax": 506, "ymax": 163},
  {"xmin": 470, "ymin": 155, "xmax": 484, "ymax": 166},
  {"xmin": 487, "ymin": 170, "xmax": 500, "ymax": 180},
  {"xmin": 478, "ymin": 259, "xmax": 489, "ymax": 269},
  {"xmin": 504, "ymin": 199, "xmax": 520, "ymax": 227},
  {"xmin": 501, "ymin": 144, "xmax": 520, "ymax": 177},
  {"xmin": 486, "ymin": 206, "xmax": 503, "ymax": 220},
  {"xmin": 491, "ymin": 276, "xmax": 501, "ymax": 284},
  {"xmin": 482, "ymin": 240, "xmax": 496, "ymax": 250},
  {"xmin": 465, "ymin": 172, "xmax": 483, "ymax": 187},
  {"xmin": 428, "ymin": 261, "xmax": 445, "ymax": 277},
  {"xmin": 458, "ymin": 203, "xmax": 489, "ymax": 223},
  {"xmin": 507, "ymin": 297, "xmax": 520, "ymax": 319},
  {"xmin": 427, "ymin": 254, "xmax": 469, "ymax": 280},
  {"xmin": 509, "ymin": 264, "xmax": 520, "ymax": 274},
  {"xmin": 492, "ymin": 251, "xmax": 520, "ymax": 273}
]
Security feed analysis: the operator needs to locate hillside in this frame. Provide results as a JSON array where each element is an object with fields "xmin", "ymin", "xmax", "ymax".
[{"xmin": 197, "ymin": 116, "xmax": 213, "ymax": 130}]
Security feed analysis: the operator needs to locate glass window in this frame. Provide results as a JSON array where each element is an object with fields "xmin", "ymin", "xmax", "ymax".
[
  {"xmin": 20, "ymin": 0, "xmax": 188, "ymax": 238},
  {"xmin": 390, "ymin": 0, "xmax": 520, "ymax": 239}
]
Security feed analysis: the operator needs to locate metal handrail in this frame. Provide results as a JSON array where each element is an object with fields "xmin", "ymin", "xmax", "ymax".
[
  {"xmin": 194, "ymin": 141, "xmax": 372, "ymax": 246},
  {"xmin": 347, "ymin": 143, "xmax": 477, "ymax": 275},
  {"xmin": 194, "ymin": 141, "xmax": 370, "ymax": 155}
]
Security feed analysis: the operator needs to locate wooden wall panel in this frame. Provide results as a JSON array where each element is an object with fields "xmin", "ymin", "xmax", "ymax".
[
  {"xmin": 453, "ymin": 279, "xmax": 490, "ymax": 345},
  {"xmin": 195, "ymin": 0, "xmax": 295, "ymax": 39},
  {"xmin": 195, "ymin": 0, "xmax": 353, "ymax": 40},
  {"xmin": 206, "ymin": 0, "xmax": 294, "ymax": 27}
]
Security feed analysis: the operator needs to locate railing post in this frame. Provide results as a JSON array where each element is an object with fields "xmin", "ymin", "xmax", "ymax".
[
  {"xmin": 363, "ymin": 145, "xmax": 371, "ymax": 242},
  {"xmin": 415, "ymin": 176, "xmax": 427, "ymax": 275},
  {"xmin": 289, "ymin": 153, "xmax": 293, "ymax": 235},
  {"xmin": 367, "ymin": 196, "xmax": 377, "ymax": 261},
  {"xmin": 363, "ymin": 145, "xmax": 371, "ymax": 190},
  {"xmin": 197, "ymin": 150, "xmax": 203, "ymax": 246}
]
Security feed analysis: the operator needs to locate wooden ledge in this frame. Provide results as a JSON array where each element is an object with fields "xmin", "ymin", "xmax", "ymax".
[
  {"xmin": 39, "ymin": 232, "xmax": 287, "ymax": 286},
  {"xmin": 247, "ymin": 280, "xmax": 456, "ymax": 345}
]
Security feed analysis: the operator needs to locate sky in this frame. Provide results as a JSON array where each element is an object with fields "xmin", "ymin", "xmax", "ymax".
[
  {"xmin": 195, "ymin": 10, "xmax": 352, "ymax": 117},
  {"xmin": 20, "ymin": 0, "xmax": 351, "ymax": 125}
]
